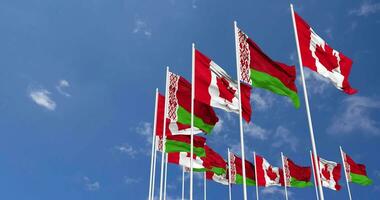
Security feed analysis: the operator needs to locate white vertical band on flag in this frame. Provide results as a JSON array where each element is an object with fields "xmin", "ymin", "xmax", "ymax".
[
  {"xmin": 340, "ymin": 146, "xmax": 353, "ymax": 200},
  {"xmin": 208, "ymin": 60, "xmax": 240, "ymax": 113},
  {"xmin": 159, "ymin": 67, "xmax": 170, "ymax": 200},
  {"xmin": 281, "ymin": 152, "xmax": 289, "ymax": 200},
  {"xmin": 319, "ymin": 157, "xmax": 340, "ymax": 190},
  {"xmin": 149, "ymin": 89, "xmax": 159, "ymax": 200},
  {"xmin": 234, "ymin": 20, "xmax": 248, "ymax": 200},
  {"xmin": 290, "ymin": 4, "xmax": 325, "ymax": 200}
]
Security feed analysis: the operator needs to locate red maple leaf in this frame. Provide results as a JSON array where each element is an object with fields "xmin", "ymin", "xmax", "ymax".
[
  {"xmin": 266, "ymin": 166, "xmax": 278, "ymax": 181},
  {"xmin": 321, "ymin": 164, "xmax": 331, "ymax": 180}
]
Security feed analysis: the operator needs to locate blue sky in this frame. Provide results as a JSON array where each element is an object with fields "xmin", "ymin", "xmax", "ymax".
[{"xmin": 0, "ymin": 0, "xmax": 379, "ymax": 199}]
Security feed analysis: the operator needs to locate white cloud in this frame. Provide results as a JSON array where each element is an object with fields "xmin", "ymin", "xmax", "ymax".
[
  {"xmin": 56, "ymin": 79, "xmax": 71, "ymax": 97},
  {"xmin": 83, "ymin": 176, "xmax": 100, "ymax": 191},
  {"xmin": 124, "ymin": 177, "xmax": 141, "ymax": 184},
  {"xmin": 114, "ymin": 144, "xmax": 138, "ymax": 158},
  {"xmin": 350, "ymin": 1, "xmax": 380, "ymax": 16},
  {"xmin": 136, "ymin": 122, "xmax": 153, "ymax": 143},
  {"xmin": 213, "ymin": 119, "xmax": 224, "ymax": 134},
  {"xmin": 261, "ymin": 187, "xmax": 292, "ymax": 198},
  {"xmin": 191, "ymin": 0, "xmax": 198, "ymax": 9},
  {"xmin": 251, "ymin": 91, "xmax": 275, "ymax": 111},
  {"xmin": 301, "ymin": 69, "xmax": 330, "ymax": 95},
  {"xmin": 272, "ymin": 126, "xmax": 299, "ymax": 152},
  {"xmin": 133, "ymin": 19, "xmax": 152, "ymax": 37},
  {"xmin": 328, "ymin": 96, "xmax": 380, "ymax": 135},
  {"xmin": 244, "ymin": 122, "xmax": 269, "ymax": 140},
  {"xmin": 324, "ymin": 28, "xmax": 333, "ymax": 39},
  {"xmin": 29, "ymin": 88, "xmax": 56, "ymax": 111}
]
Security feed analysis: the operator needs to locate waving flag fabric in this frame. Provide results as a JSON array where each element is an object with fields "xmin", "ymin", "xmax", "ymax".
[
  {"xmin": 156, "ymin": 93, "xmax": 202, "ymax": 136},
  {"xmin": 294, "ymin": 12, "xmax": 357, "ymax": 94},
  {"xmin": 318, "ymin": 157, "xmax": 342, "ymax": 191},
  {"xmin": 167, "ymin": 72, "xmax": 219, "ymax": 134},
  {"xmin": 195, "ymin": 49, "xmax": 252, "ymax": 122},
  {"xmin": 255, "ymin": 154, "xmax": 284, "ymax": 187},
  {"xmin": 156, "ymin": 135, "xmax": 207, "ymax": 157},
  {"xmin": 342, "ymin": 151, "xmax": 373, "ymax": 186},
  {"xmin": 283, "ymin": 156, "xmax": 313, "ymax": 188},
  {"xmin": 202, "ymin": 145, "xmax": 227, "ymax": 176},
  {"xmin": 206, "ymin": 171, "xmax": 229, "ymax": 185},
  {"xmin": 168, "ymin": 152, "xmax": 205, "ymax": 171},
  {"xmin": 237, "ymin": 27, "xmax": 300, "ymax": 108},
  {"xmin": 229, "ymin": 152, "xmax": 256, "ymax": 186}
]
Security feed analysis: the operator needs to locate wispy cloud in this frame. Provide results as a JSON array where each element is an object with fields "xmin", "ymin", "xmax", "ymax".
[
  {"xmin": 328, "ymin": 96, "xmax": 380, "ymax": 135},
  {"xmin": 29, "ymin": 88, "xmax": 56, "ymax": 111},
  {"xmin": 324, "ymin": 28, "xmax": 333, "ymax": 39},
  {"xmin": 83, "ymin": 176, "xmax": 100, "ymax": 191},
  {"xmin": 114, "ymin": 143, "xmax": 138, "ymax": 158},
  {"xmin": 133, "ymin": 19, "xmax": 152, "ymax": 37},
  {"xmin": 56, "ymin": 79, "xmax": 71, "ymax": 97},
  {"xmin": 136, "ymin": 122, "xmax": 153, "ymax": 143},
  {"xmin": 244, "ymin": 122, "xmax": 269, "ymax": 140},
  {"xmin": 350, "ymin": 1, "xmax": 380, "ymax": 16},
  {"xmin": 213, "ymin": 119, "xmax": 224, "ymax": 134},
  {"xmin": 251, "ymin": 90, "xmax": 276, "ymax": 111},
  {"xmin": 261, "ymin": 187, "xmax": 292, "ymax": 198},
  {"xmin": 124, "ymin": 177, "xmax": 141, "ymax": 184},
  {"xmin": 272, "ymin": 126, "xmax": 299, "ymax": 152},
  {"xmin": 301, "ymin": 69, "xmax": 330, "ymax": 95},
  {"xmin": 191, "ymin": 0, "xmax": 198, "ymax": 9}
]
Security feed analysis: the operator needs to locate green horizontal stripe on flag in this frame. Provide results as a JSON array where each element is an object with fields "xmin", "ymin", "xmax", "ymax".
[
  {"xmin": 235, "ymin": 174, "xmax": 256, "ymax": 186},
  {"xmin": 193, "ymin": 168, "xmax": 206, "ymax": 172},
  {"xmin": 250, "ymin": 69, "xmax": 300, "ymax": 108},
  {"xmin": 177, "ymin": 106, "xmax": 214, "ymax": 134},
  {"xmin": 290, "ymin": 177, "xmax": 313, "ymax": 188},
  {"xmin": 165, "ymin": 140, "xmax": 206, "ymax": 157},
  {"xmin": 210, "ymin": 167, "xmax": 226, "ymax": 176},
  {"xmin": 350, "ymin": 173, "xmax": 373, "ymax": 186}
]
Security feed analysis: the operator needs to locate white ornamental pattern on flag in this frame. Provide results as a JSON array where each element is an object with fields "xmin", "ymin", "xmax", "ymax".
[{"xmin": 237, "ymin": 29, "xmax": 251, "ymax": 85}]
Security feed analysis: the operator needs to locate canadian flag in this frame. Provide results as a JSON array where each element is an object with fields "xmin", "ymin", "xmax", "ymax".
[
  {"xmin": 256, "ymin": 154, "xmax": 284, "ymax": 187},
  {"xmin": 294, "ymin": 11, "xmax": 357, "ymax": 95},
  {"xmin": 316, "ymin": 157, "xmax": 342, "ymax": 191},
  {"xmin": 195, "ymin": 49, "xmax": 252, "ymax": 122},
  {"xmin": 168, "ymin": 152, "xmax": 205, "ymax": 170}
]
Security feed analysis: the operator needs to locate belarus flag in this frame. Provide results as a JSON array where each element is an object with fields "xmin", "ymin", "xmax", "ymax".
[{"xmin": 294, "ymin": 11, "xmax": 357, "ymax": 95}]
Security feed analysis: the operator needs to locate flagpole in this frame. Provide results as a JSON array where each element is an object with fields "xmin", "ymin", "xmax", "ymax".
[
  {"xmin": 159, "ymin": 67, "xmax": 170, "ymax": 200},
  {"xmin": 190, "ymin": 43, "xmax": 195, "ymax": 200},
  {"xmin": 290, "ymin": 4, "xmax": 324, "ymax": 200},
  {"xmin": 310, "ymin": 151, "xmax": 320, "ymax": 200},
  {"xmin": 253, "ymin": 152, "xmax": 259, "ymax": 200},
  {"xmin": 148, "ymin": 88, "xmax": 159, "ymax": 200},
  {"xmin": 281, "ymin": 152, "xmax": 289, "ymax": 200},
  {"xmin": 182, "ymin": 166, "xmax": 185, "ymax": 200},
  {"xmin": 233, "ymin": 20, "xmax": 248, "ymax": 200},
  {"xmin": 340, "ymin": 146, "xmax": 353, "ymax": 200},
  {"xmin": 163, "ymin": 154, "xmax": 168, "ymax": 200},
  {"xmin": 204, "ymin": 172, "xmax": 207, "ymax": 200},
  {"xmin": 228, "ymin": 148, "xmax": 232, "ymax": 200},
  {"xmin": 152, "ymin": 137, "xmax": 158, "ymax": 200}
]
